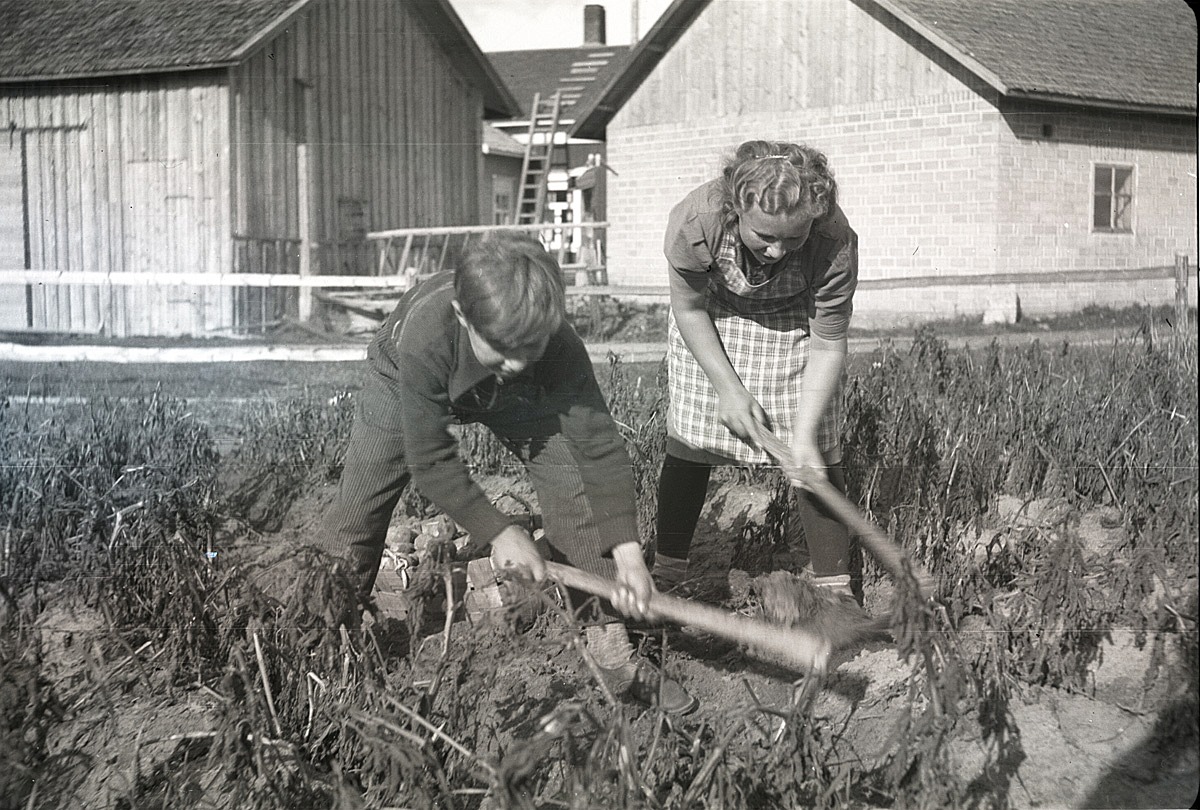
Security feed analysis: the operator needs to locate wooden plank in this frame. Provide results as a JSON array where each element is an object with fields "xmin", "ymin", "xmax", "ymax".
[
  {"xmin": 81, "ymin": 91, "xmax": 104, "ymax": 332},
  {"xmin": 162, "ymin": 83, "xmax": 183, "ymax": 335},
  {"xmin": 152, "ymin": 83, "xmax": 169, "ymax": 336},
  {"xmin": 200, "ymin": 82, "xmax": 225, "ymax": 332},
  {"xmin": 63, "ymin": 105, "xmax": 80, "ymax": 332},
  {"xmin": 33, "ymin": 98, "xmax": 56, "ymax": 330},
  {"xmin": 369, "ymin": 221, "xmax": 607, "ymax": 239},
  {"xmin": 104, "ymin": 86, "xmax": 126, "ymax": 335},
  {"xmin": 74, "ymin": 92, "xmax": 100, "ymax": 332},
  {"xmin": 189, "ymin": 84, "xmax": 209, "ymax": 331},
  {"xmin": 384, "ymin": 4, "xmax": 400, "ymax": 228},
  {"xmin": 403, "ymin": 8, "xmax": 415, "ymax": 227},
  {"xmin": 3, "ymin": 265, "xmax": 1180, "ymax": 291},
  {"xmin": 350, "ymin": 0, "xmax": 365, "ymax": 204},
  {"xmin": 282, "ymin": 28, "xmax": 295, "ymax": 242},
  {"xmin": 337, "ymin": 0, "xmax": 350, "ymax": 216},
  {"xmin": 27, "ymin": 99, "xmax": 50, "ymax": 330},
  {"xmin": 0, "ymin": 270, "xmax": 417, "ymax": 287},
  {"xmin": 135, "ymin": 82, "xmax": 152, "ymax": 335},
  {"xmin": 319, "ymin": 0, "xmax": 335, "ymax": 252},
  {"xmin": 0, "ymin": 124, "xmax": 26, "ymax": 330},
  {"xmin": 373, "ymin": 0, "xmax": 386, "ymax": 235}
]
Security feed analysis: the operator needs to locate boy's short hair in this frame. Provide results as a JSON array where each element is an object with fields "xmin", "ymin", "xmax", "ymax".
[{"xmin": 455, "ymin": 231, "xmax": 565, "ymax": 351}]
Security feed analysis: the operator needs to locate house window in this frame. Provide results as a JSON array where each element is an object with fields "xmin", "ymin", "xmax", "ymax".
[
  {"xmin": 492, "ymin": 175, "xmax": 514, "ymax": 225},
  {"xmin": 337, "ymin": 198, "xmax": 368, "ymax": 241},
  {"xmin": 493, "ymin": 192, "xmax": 512, "ymax": 225},
  {"xmin": 1093, "ymin": 165, "xmax": 1133, "ymax": 232}
]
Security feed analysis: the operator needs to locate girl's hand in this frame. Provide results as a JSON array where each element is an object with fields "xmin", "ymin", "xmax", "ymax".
[
  {"xmin": 716, "ymin": 387, "xmax": 770, "ymax": 448},
  {"xmin": 490, "ymin": 526, "xmax": 546, "ymax": 582},
  {"xmin": 788, "ymin": 442, "xmax": 828, "ymax": 490},
  {"xmin": 610, "ymin": 542, "xmax": 654, "ymax": 622}
]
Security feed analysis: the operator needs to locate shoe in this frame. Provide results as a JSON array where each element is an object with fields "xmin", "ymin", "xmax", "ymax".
[
  {"xmin": 650, "ymin": 554, "xmax": 689, "ymax": 593},
  {"xmin": 809, "ymin": 572, "xmax": 859, "ymax": 604},
  {"xmin": 627, "ymin": 659, "xmax": 699, "ymax": 715}
]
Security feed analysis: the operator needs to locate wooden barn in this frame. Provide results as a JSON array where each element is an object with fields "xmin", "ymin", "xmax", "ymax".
[
  {"xmin": 0, "ymin": 0, "xmax": 517, "ymax": 337},
  {"xmin": 571, "ymin": 0, "xmax": 1198, "ymax": 322}
]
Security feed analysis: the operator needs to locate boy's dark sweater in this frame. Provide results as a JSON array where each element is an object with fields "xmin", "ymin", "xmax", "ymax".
[{"xmin": 366, "ymin": 273, "xmax": 637, "ymax": 554}]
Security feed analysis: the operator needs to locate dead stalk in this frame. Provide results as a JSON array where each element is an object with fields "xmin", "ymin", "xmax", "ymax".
[
  {"xmin": 383, "ymin": 695, "xmax": 498, "ymax": 780},
  {"xmin": 1094, "ymin": 458, "xmax": 1129, "ymax": 524},
  {"xmin": 107, "ymin": 500, "xmax": 145, "ymax": 550},
  {"xmin": 441, "ymin": 565, "xmax": 455, "ymax": 658},
  {"xmin": 252, "ymin": 631, "xmax": 283, "ymax": 737},
  {"xmin": 571, "ymin": 635, "xmax": 621, "ymax": 707},
  {"xmin": 346, "ymin": 710, "xmax": 429, "ymax": 749}
]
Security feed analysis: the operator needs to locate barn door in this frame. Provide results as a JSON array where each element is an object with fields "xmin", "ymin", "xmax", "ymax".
[{"xmin": 0, "ymin": 133, "xmax": 28, "ymax": 329}]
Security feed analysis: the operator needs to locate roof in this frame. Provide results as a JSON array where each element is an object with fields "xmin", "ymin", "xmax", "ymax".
[
  {"xmin": 487, "ymin": 45, "xmax": 632, "ymax": 124},
  {"xmin": 876, "ymin": 0, "xmax": 1197, "ymax": 112},
  {"xmin": 0, "ymin": 0, "xmax": 299, "ymax": 78},
  {"xmin": 482, "ymin": 122, "xmax": 525, "ymax": 158},
  {"xmin": 570, "ymin": 0, "xmax": 712, "ymax": 139},
  {"xmin": 0, "ymin": 0, "xmax": 519, "ymax": 117},
  {"xmin": 571, "ymin": 0, "xmax": 1197, "ymax": 139}
]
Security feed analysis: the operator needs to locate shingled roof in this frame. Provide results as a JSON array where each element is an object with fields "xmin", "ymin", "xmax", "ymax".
[
  {"xmin": 488, "ymin": 45, "xmax": 632, "ymax": 123},
  {"xmin": 0, "ymin": 0, "xmax": 519, "ymax": 116},
  {"xmin": 0, "ymin": 0, "xmax": 303, "ymax": 79},
  {"xmin": 572, "ymin": 0, "xmax": 1197, "ymax": 139},
  {"xmin": 879, "ymin": 0, "xmax": 1197, "ymax": 112}
]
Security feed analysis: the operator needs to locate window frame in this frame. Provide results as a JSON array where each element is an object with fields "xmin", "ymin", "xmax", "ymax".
[
  {"xmin": 1091, "ymin": 162, "xmax": 1135, "ymax": 234},
  {"xmin": 491, "ymin": 174, "xmax": 514, "ymax": 225}
]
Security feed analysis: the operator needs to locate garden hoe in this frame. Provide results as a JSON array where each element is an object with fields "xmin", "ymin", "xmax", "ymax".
[
  {"xmin": 461, "ymin": 426, "xmax": 934, "ymax": 678},
  {"xmin": 749, "ymin": 422, "xmax": 937, "ymax": 600},
  {"xmin": 465, "ymin": 555, "xmax": 835, "ymax": 675}
]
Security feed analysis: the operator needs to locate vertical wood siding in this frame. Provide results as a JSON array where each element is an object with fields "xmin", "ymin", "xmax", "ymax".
[
  {"xmin": 231, "ymin": 0, "xmax": 484, "ymax": 276},
  {"xmin": 619, "ymin": 0, "xmax": 961, "ymax": 126},
  {"xmin": 0, "ymin": 77, "xmax": 231, "ymax": 336}
]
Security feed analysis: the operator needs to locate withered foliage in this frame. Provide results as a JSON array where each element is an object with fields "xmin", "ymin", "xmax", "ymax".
[{"xmin": 1, "ymin": 317, "xmax": 1195, "ymax": 808}]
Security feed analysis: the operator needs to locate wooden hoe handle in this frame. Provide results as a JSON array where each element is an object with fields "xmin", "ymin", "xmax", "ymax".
[
  {"xmin": 751, "ymin": 425, "xmax": 935, "ymax": 598},
  {"xmin": 544, "ymin": 561, "xmax": 832, "ymax": 675}
]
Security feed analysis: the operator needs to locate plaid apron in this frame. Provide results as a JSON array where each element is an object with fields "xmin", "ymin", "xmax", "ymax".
[{"xmin": 667, "ymin": 229, "xmax": 842, "ymax": 465}]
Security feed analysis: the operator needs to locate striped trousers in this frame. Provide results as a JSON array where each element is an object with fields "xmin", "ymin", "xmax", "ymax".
[{"xmin": 319, "ymin": 374, "xmax": 621, "ymax": 620}]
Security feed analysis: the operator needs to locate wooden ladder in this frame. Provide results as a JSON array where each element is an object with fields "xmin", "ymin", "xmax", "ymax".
[{"xmin": 516, "ymin": 91, "xmax": 563, "ymax": 225}]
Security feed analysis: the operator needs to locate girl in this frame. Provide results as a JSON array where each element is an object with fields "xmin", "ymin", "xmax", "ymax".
[{"xmin": 654, "ymin": 140, "xmax": 858, "ymax": 601}]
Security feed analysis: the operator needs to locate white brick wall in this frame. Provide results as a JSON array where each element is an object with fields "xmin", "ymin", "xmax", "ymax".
[{"xmin": 603, "ymin": 94, "xmax": 1197, "ymax": 321}]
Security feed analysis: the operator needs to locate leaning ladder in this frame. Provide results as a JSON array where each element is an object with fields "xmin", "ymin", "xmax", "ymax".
[{"xmin": 515, "ymin": 91, "xmax": 563, "ymax": 225}]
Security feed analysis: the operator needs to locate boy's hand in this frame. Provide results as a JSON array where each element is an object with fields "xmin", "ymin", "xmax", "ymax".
[
  {"xmin": 610, "ymin": 542, "xmax": 655, "ymax": 621},
  {"xmin": 490, "ymin": 526, "xmax": 546, "ymax": 582}
]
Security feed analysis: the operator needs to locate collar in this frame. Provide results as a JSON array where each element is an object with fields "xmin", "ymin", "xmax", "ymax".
[{"xmin": 447, "ymin": 320, "xmax": 497, "ymax": 402}]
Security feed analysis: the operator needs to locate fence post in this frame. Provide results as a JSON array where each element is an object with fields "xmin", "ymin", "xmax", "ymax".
[
  {"xmin": 298, "ymin": 143, "xmax": 312, "ymax": 322},
  {"xmin": 1175, "ymin": 253, "xmax": 1189, "ymax": 329},
  {"xmin": 1173, "ymin": 252, "xmax": 1192, "ymax": 358}
]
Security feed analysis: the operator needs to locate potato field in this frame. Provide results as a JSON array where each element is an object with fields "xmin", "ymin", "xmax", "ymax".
[{"xmin": 1, "ymin": 311, "xmax": 1196, "ymax": 810}]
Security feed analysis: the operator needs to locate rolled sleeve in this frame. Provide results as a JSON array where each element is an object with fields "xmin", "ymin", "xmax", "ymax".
[
  {"xmin": 809, "ymin": 217, "xmax": 859, "ymax": 342},
  {"xmin": 664, "ymin": 181, "xmax": 726, "ymax": 279}
]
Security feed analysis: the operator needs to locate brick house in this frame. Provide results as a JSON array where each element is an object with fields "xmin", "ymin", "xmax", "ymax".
[
  {"xmin": 0, "ymin": 0, "xmax": 516, "ymax": 337},
  {"xmin": 570, "ymin": 0, "xmax": 1197, "ymax": 322}
]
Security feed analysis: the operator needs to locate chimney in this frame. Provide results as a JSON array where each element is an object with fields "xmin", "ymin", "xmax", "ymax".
[{"xmin": 584, "ymin": 4, "xmax": 606, "ymax": 46}]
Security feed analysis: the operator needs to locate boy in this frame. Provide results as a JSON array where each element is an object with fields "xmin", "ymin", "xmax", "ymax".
[{"xmin": 319, "ymin": 231, "xmax": 696, "ymax": 715}]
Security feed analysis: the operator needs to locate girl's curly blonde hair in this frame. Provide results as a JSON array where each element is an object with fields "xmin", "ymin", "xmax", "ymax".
[{"xmin": 719, "ymin": 140, "xmax": 838, "ymax": 230}]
